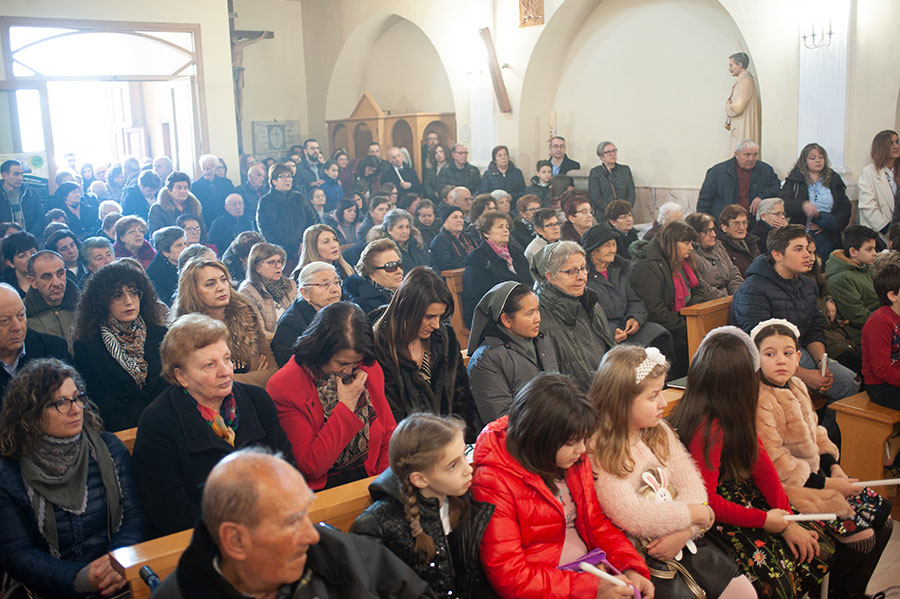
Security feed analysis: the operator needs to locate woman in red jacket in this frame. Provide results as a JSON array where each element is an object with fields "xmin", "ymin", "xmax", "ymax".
[
  {"xmin": 266, "ymin": 301, "xmax": 395, "ymax": 490},
  {"xmin": 471, "ymin": 373, "xmax": 652, "ymax": 599},
  {"xmin": 669, "ymin": 326, "xmax": 834, "ymax": 599}
]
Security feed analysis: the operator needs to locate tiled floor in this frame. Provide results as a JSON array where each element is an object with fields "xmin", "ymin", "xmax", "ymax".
[{"xmin": 868, "ymin": 518, "xmax": 900, "ymax": 596}]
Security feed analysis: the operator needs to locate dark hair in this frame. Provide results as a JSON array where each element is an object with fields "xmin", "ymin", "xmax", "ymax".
[
  {"xmin": 534, "ymin": 208, "xmax": 558, "ymax": 229},
  {"xmin": 874, "ymin": 263, "xmax": 900, "ymax": 306},
  {"xmin": 374, "ymin": 267, "xmax": 454, "ymax": 366},
  {"xmin": 46, "ymin": 229, "xmax": 80, "ymax": 254},
  {"xmin": 292, "ymin": 301, "xmax": 375, "ymax": 367},
  {"xmin": 154, "ymin": 226, "xmax": 186, "ymax": 254},
  {"xmin": 175, "ymin": 213, "xmax": 201, "ymax": 229},
  {"xmin": 793, "ymin": 143, "xmax": 833, "ymax": 186},
  {"xmin": 414, "ymin": 199, "xmax": 434, "ymax": 219},
  {"xmin": 475, "ymin": 210, "xmax": 512, "ymax": 238},
  {"xmin": 102, "ymin": 212, "xmax": 123, "ymax": 231},
  {"xmin": 657, "ymin": 221, "xmax": 698, "ymax": 273},
  {"xmin": 506, "ymin": 373, "xmax": 598, "ymax": 491},
  {"xmin": 74, "ymin": 261, "xmax": 162, "ymax": 339},
  {"xmin": 323, "ymin": 160, "xmax": 337, "ymax": 174},
  {"xmin": 268, "ymin": 163, "xmax": 293, "ymax": 185},
  {"xmin": 26, "ymin": 249, "xmax": 63, "ymax": 277},
  {"xmin": 165, "ymin": 171, "xmax": 191, "ymax": 190},
  {"xmin": 2, "ymin": 231, "xmax": 38, "ymax": 263},
  {"xmin": 563, "ymin": 195, "xmax": 590, "ymax": 217},
  {"xmin": 729, "ymin": 52, "xmax": 750, "ymax": 68},
  {"xmin": 685, "ymin": 212, "xmax": 714, "ymax": 235},
  {"xmin": 0, "ymin": 359, "xmax": 100, "ymax": 458},
  {"xmin": 871, "ymin": 130, "xmax": 900, "ymax": 182},
  {"xmin": 535, "ymin": 159, "xmax": 552, "ymax": 172},
  {"xmin": 334, "ymin": 197, "xmax": 358, "ymax": 225},
  {"xmin": 0, "ymin": 222, "xmax": 23, "ymax": 237},
  {"xmin": 369, "ymin": 195, "xmax": 391, "ymax": 213},
  {"xmin": 842, "ymin": 225, "xmax": 878, "ymax": 254},
  {"xmin": 516, "ymin": 194, "xmax": 541, "ymax": 214},
  {"xmin": 470, "ymin": 194, "xmax": 496, "ymax": 223},
  {"xmin": 398, "ymin": 192, "xmax": 420, "ymax": 211},
  {"xmin": 752, "ymin": 323, "xmax": 798, "ymax": 350},
  {"xmin": 491, "ymin": 145, "xmax": 509, "ymax": 163},
  {"xmin": 766, "ymin": 224, "xmax": 810, "ymax": 263},
  {"xmin": 888, "ymin": 224, "xmax": 900, "ymax": 251},
  {"xmin": 718, "ymin": 204, "xmax": 749, "ymax": 227},
  {"xmin": 303, "ymin": 138, "xmax": 317, "ymax": 150},
  {"xmin": 138, "ymin": 170, "xmax": 161, "ymax": 189},
  {"xmin": 55, "ymin": 181, "xmax": 80, "ymax": 200},
  {"xmin": 1, "ymin": 159, "xmax": 23, "ymax": 175},
  {"xmin": 500, "ymin": 283, "xmax": 535, "ymax": 318},
  {"xmin": 670, "ymin": 333, "xmax": 759, "ymax": 481},
  {"xmin": 44, "ymin": 208, "xmax": 69, "ymax": 225},
  {"xmin": 604, "ymin": 199, "xmax": 632, "ymax": 221}
]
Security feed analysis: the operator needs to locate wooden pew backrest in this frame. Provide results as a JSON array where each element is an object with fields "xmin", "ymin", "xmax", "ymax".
[
  {"xmin": 112, "ymin": 475, "xmax": 377, "ymax": 599},
  {"xmin": 114, "ymin": 428, "xmax": 137, "ymax": 455},
  {"xmin": 681, "ymin": 296, "xmax": 732, "ymax": 364},
  {"xmin": 830, "ymin": 392, "xmax": 900, "ymax": 497},
  {"xmin": 441, "ymin": 268, "xmax": 469, "ymax": 349}
]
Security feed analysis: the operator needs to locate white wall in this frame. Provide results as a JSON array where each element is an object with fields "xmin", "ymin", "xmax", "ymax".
[{"xmin": 1, "ymin": 0, "xmax": 238, "ymax": 174}]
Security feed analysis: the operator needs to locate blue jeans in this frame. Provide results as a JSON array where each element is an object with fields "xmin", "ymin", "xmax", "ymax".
[{"xmin": 797, "ymin": 351, "xmax": 859, "ymax": 403}]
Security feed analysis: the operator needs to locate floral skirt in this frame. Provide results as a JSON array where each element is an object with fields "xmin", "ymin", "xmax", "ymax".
[{"xmin": 711, "ymin": 479, "xmax": 834, "ymax": 599}]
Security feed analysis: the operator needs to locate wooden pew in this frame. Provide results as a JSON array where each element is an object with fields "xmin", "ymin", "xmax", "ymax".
[
  {"xmin": 680, "ymin": 295, "xmax": 732, "ymax": 364},
  {"xmin": 114, "ymin": 427, "xmax": 137, "ymax": 455},
  {"xmin": 111, "ymin": 475, "xmax": 377, "ymax": 598},
  {"xmin": 662, "ymin": 387, "xmax": 682, "ymax": 418},
  {"xmin": 441, "ymin": 268, "xmax": 469, "ymax": 349},
  {"xmin": 830, "ymin": 392, "xmax": 900, "ymax": 498}
]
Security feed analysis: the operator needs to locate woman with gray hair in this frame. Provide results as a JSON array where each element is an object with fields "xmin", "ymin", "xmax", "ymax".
[
  {"xmin": 529, "ymin": 241, "xmax": 615, "ymax": 390},
  {"xmin": 588, "ymin": 140, "xmax": 635, "ymax": 215},
  {"xmin": 751, "ymin": 197, "xmax": 787, "ymax": 255},
  {"xmin": 642, "ymin": 200, "xmax": 684, "ymax": 241},
  {"xmin": 377, "ymin": 208, "xmax": 433, "ymax": 270},
  {"xmin": 271, "ymin": 261, "xmax": 343, "ymax": 367}
]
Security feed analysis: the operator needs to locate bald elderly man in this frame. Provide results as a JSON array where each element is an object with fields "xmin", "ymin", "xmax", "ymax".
[
  {"xmin": 381, "ymin": 147, "xmax": 422, "ymax": 196},
  {"xmin": 152, "ymin": 449, "xmax": 436, "ymax": 599},
  {"xmin": 0, "ymin": 283, "xmax": 70, "ymax": 399}
]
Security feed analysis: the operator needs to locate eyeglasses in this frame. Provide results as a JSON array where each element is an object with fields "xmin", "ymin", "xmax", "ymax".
[
  {"xmin": 768, "ymin": 210, "xmax": 786, "ymax": 217},
  {"xmin": 558, "ymin": 266, "xmax": 588, "ymax": 276},
  {"xmin": 111, "ymin": 288, "xmax": 143, "ymax": 304},
  {"xmin": 542, "ymin": 221, "xmax": 561, "ymax": 228},
  {"xmin": 304, "ymin": 278, "xmax": 342, "ymax": 289},
  {"xmin": 47, "ymin": 393, "xmax": 88, "ymax": 414},
  {"xmin": 374, "ymin": 261, "xmax": 402, "ymax": 273},
  {"xmin": 728, "ymin": 220, "xmax": 749, "ymax": 227},
  {"xmin": 602, "ymin": 148, "xmax": 618, "ymax": 155},
  {"xmin": 575, "ymin": 208, "xmax": 594, "ymax": 216},
  {"xmin": 184, "ymin": 226, "xmax": 202, "ymax": 233},
  {"xmin": 615, "ymin": 213, "xmax": 633, "ymax": 220},
  {"xmin": 261, "ymin": 258, "xmax": 285, "ymax": 268},
  {"xmin": 701, "ymin": 227, "xmax": 717, "ymax": 235}
]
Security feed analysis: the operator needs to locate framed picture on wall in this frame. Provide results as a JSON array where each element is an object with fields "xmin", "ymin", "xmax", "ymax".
[{"xmin": 251, "ymin": 120, "xmax": 302, "ymax": 158}]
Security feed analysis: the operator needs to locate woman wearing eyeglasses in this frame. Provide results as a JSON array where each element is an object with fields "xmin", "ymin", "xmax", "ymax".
[
  {"xmin": 559, "ymin": 195, "xmax": 594, "ymax": 242},
  {"xmin": 0, "ymin": 358, "xmax": 148, "ymax": 597},
  {"xmin": 685, "ymin": 212, "xmax": 743, "ymax": 299},
  {"xmin": 238, "ymin": 242, "xmax": 297, "ymax": 337},
  {"xmin": 530, "ymin": 241, "xmax": 616, "ymax": 390},
  {"xmin": 267, "ymin": 302, "xmax": 395, "ymax": 490},
  {"xmin": 256, "ymin": 162, "xmax": 319, "ymax": 265},
  {"xmin": 345, "ymin": 239, "xmax": 404, "ymax": 317},
  {"xmin": 72, "ymin": 262, "xmax": 168, "ymax": 432},
  {"xmin": 298, "ymin": 224, "xmax": 355, "ymax": 280},
  {"xmin": 462, "ymin": 210, "xmax": 531, "ymax": 327},
  {"xmin": 430, "ymin": 204, "xmax": 477, "ymax": 271}
]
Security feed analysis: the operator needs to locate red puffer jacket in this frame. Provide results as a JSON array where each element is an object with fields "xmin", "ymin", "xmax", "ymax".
[{"xmin": 471, "ymin": 417, "xmax": 649, "ymax": 599}]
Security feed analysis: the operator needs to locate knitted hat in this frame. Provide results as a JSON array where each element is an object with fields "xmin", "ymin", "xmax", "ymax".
[{"xmin": 580, "ymin": 223, "xmax": 619, "ymax": 254}]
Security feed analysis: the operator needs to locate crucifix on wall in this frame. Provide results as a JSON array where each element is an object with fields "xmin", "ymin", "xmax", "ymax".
[{"xmin": 228, "ymin": 0, "xmax": 273, "ymax": 151}]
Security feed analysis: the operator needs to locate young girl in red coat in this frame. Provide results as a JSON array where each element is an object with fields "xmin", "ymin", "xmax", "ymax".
[
  {"xmin": 471, "ymin": 373, "xmax": 653, "ymax": 599},
  {"xmin": 590, "ymin": 345, "xmax": 756, "ymax": 599},
  {"xmin": 751, "ymin": 318, "xmax": 891, "ymax": 597},
  {"xmin": 669, "ymin": 326, "xmax": 834, "ymax": 599},
  {"xmin": 350, "ymin": 414, "xmax": 496, "ymax": 598}
]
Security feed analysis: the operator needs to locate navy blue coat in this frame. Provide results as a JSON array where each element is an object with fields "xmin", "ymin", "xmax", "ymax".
[
  {"xmin": 0, "ymin": 432, "xmax": 148, "ymax": 597},
  {"xmin": 696, "ymin": 157, "xmax": 781, "ymax": 220},
  {"xmin": 730, "ymin": 255, "xmax": 825, "ymax": 348},
  {"xmin": 586, "ymin": 255, "xmax": 649, "ymax": 334},
  {"xmin": 344, "ymin": 275, "xmax": 392, "ymax": 318},
  {"xmin": 191, "ymin": 176, "xmax": 234, "ymax": 227},
  {"xmin": 0, "ymin": 329, "xmax": 71, "ymax": 401},
  {"xmin": 479, "ymin": 162, "xmax": 526, "ymax": 200}
]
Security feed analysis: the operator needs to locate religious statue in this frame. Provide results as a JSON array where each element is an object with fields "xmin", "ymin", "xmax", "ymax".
[
  {"xmin": 230, "ymin": 31, "xmax": 269, "ymax": 123},
  {"xmin": 724, "ymin": 51, "xmax": 761, "ymax": 153}
]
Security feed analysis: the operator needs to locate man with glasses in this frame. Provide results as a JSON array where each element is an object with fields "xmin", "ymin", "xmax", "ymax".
[
  {"xmin": 272, "ymin": 262, "xmax": 344, "ymax": 366},
  {"xmin": 525, "ymin": 208, "xmax": 562, "ymax": 263},
  {"xmin": 697, "ymin": 139, "xmax": 780, "ymax": 220},
  {"xmin": 718, "ymin": 203, "xmax": 759, "ymax": 276},
  {"xmin": 751, "ymin": 197, "xmax": 787, "ymax": 255},
  {"xmin": 437, "ymin": 144, "xmax": 481, "ymax": 195},
  {"xmin": 0, "ymin": 283, "xmax": 70, "ymax": 399},
  {"xmin": 547, "ymin": 136, "xmax": 581, "ymax": 175},
  {"xmin": 588, "ymin": 141, "xmax": 635, "ymax": 215}
]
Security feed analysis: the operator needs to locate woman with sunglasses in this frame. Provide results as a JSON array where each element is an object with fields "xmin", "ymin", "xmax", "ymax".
[
  {"xmin": 73, "ymin": 262, "xmax": 168, "ymax": 432},
  {"xmin": 238, "ymin": 242, "xmax": 297, "ymax": 337},
  {"xmin": 0, "ymin": 359, "xmax": 148, "ymax": 597},
  {"xmin": 344, "ymin": 239, "xmax": 404, "ymax": 317}
]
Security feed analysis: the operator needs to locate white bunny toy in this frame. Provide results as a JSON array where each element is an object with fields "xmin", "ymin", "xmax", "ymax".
[{"xmin": 640, "ymin": 468, "xmax": 698, "ymax": 561}]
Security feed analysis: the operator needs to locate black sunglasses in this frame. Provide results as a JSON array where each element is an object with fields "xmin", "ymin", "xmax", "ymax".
[{"xmin": 374, "ymin": 261, "xmax": 402, "ymax": 273}]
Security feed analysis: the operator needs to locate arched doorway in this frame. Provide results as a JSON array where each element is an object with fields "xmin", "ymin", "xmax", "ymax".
[
  {"xmin": 331, "ymin": 124, "xmax": 348, "ymax": 156},
  {"xmin": 390, "ymin": 119, "xmax": 413, "ymax": 157},
  {"xmin": 353, "ymin": 123, "xmax": 373, "ymax": 158}
]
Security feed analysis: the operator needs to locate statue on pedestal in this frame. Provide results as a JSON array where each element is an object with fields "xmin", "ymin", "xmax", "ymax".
[{"xmin": 725, "ymin": 52, "xmax": 761, "ymax": 153}]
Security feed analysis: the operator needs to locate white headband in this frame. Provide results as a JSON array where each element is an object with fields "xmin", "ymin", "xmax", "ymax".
[
  {"xmin": 699, "ymin": 325, "xmax": 760, "ymax": 371},
  {"xmin": 749, "ymin": 318, "xmax": 801, "ymax": 344},
  {"xmin": 636, "ymin": 347, "xmax": 667, "ymax": 383}
]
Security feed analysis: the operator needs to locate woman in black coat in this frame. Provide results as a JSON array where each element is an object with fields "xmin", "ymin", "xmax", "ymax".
[
  {"xmin": 344, "ymin": 238, "xmax": 405, "ymax": 318},
  {"xmin": 461, "ymin": 211, "xmax": 531, "ymax": 327},
  {"xmin": 779, "ymin": 143, "xmax": 851, "ymax": 260},
  {"xmin": 431, "ymin": 204, "xmax": 477, "ymax": 272},
  {"xmin": 73, "ymin": 262, "xmax": 168, "ymax": 432},
  {"xmin": 478, "ymin": 145, "xmax": 526, "ymax": 200},
  {"xmin": 132, "ymin": 314, "xmax": 293, "ymax": 536},
  {"xmin": 256, "ymin": 162, "xmax": 319, "ymax": 261}
]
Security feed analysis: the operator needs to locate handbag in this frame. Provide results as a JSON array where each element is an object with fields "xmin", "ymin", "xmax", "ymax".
[{"xmin": 559, "ymin": 548, "xmax": 641, "ymax": 599}]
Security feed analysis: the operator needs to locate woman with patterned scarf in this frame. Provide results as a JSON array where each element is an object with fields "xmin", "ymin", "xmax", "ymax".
[
  {"xmin": 267, "ymin": 301, "xmax": 395, "ymax": 490},
  {"xmin": 73, "ymin": 262, "xmax": 168, "ymax": 432},
  {"xmin": 0, "ymin": 359, "xmax": 148, "ymax": 597},
  {"xmin": 237, "ymin": 242, "xmax": 297, "ymax": 337}
]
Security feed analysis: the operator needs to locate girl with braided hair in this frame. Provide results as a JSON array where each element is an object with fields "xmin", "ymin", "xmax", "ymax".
[{"xmin": 351, "ymin": 413, "xmax": 495, "ymax": 598}]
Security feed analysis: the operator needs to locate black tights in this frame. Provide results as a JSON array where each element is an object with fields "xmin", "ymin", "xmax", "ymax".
[{"xmin": 828, "ymin": 518, "xmax": 893, "ymax": 596}]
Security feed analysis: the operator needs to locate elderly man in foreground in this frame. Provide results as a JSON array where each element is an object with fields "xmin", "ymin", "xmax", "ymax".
[{"xmin": 152, "ymin": 449, "xmax": 436, "ymax": 599}]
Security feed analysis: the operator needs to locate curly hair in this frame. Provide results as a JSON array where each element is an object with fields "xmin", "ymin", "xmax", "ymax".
[
  {"xmin": 74, "ymin": 262, "xmax": 162, "ymax": 340},
  {"xmin": 0, "ymin": 358, "xmax": 101, "ymax": 458}
]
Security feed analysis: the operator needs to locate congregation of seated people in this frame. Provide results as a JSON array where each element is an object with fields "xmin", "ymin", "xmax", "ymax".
[{"xmin": 0, "ymin": 122, "xmax": 898, "ymax": 599}]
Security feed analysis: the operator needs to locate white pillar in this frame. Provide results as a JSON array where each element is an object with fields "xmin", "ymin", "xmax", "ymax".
[
  {"xmin": 796, "ymin": 0, "xmax": 851, "ymax": 173},
  {"xmin": 466, "ymin": 0, "xmax": 495, "ymax": 168}
]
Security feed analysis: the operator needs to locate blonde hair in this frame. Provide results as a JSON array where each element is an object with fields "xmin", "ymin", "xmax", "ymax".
[
  {"xmin": 299, "ymin": 224, "xmax": 354, "ymax": 277},
  {"xmin": 589, "ymin": 345, "xmax": 670, "ymax": 477},
  {"xmin": 389, "ymin": 413, "xmax": 467, "ymax": 561},
  {"xmin": 173, "ymin": 258, "xmax": 231, "ymax": 319}
]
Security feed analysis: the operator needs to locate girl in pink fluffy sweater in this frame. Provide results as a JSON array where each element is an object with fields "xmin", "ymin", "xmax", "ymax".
[{"xmin": 589, "ymin": 345, "xmax": 756, "ymax": 599}]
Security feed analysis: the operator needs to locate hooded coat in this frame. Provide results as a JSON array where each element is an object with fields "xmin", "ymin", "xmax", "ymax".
[
  {"xmin": 530, "ymin": 246, "xmax": 615, "ymax": 391},
  {"xmin": 351, "ymin": 468, "xmax": 496, "ymax": 599},
  {"xmin": 147, "ymin": 188, "xmax": 204, "ymax": 235},
  {"xmin": 466, "ymin": 281, "xmax": 559, "ymax": 424},
  {"xmin": 824, "ymin": 249, "xmax": 878, "ymax": 342},
  {"xmin": 471, "ymin": 417, "xmax": 649, "ymax": 599}
]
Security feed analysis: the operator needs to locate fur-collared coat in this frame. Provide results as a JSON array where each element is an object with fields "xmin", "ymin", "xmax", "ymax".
[
  {"xmin": 221, "ymin": 290, "xmax": 277, "ymax": 387},
  {"xmin": 756, "ymin": 377, "xmax": 839, "ymax": 487},
  {"xmin": 147, "ymin": 188, "xmax": 204, "ymax": 234}
]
